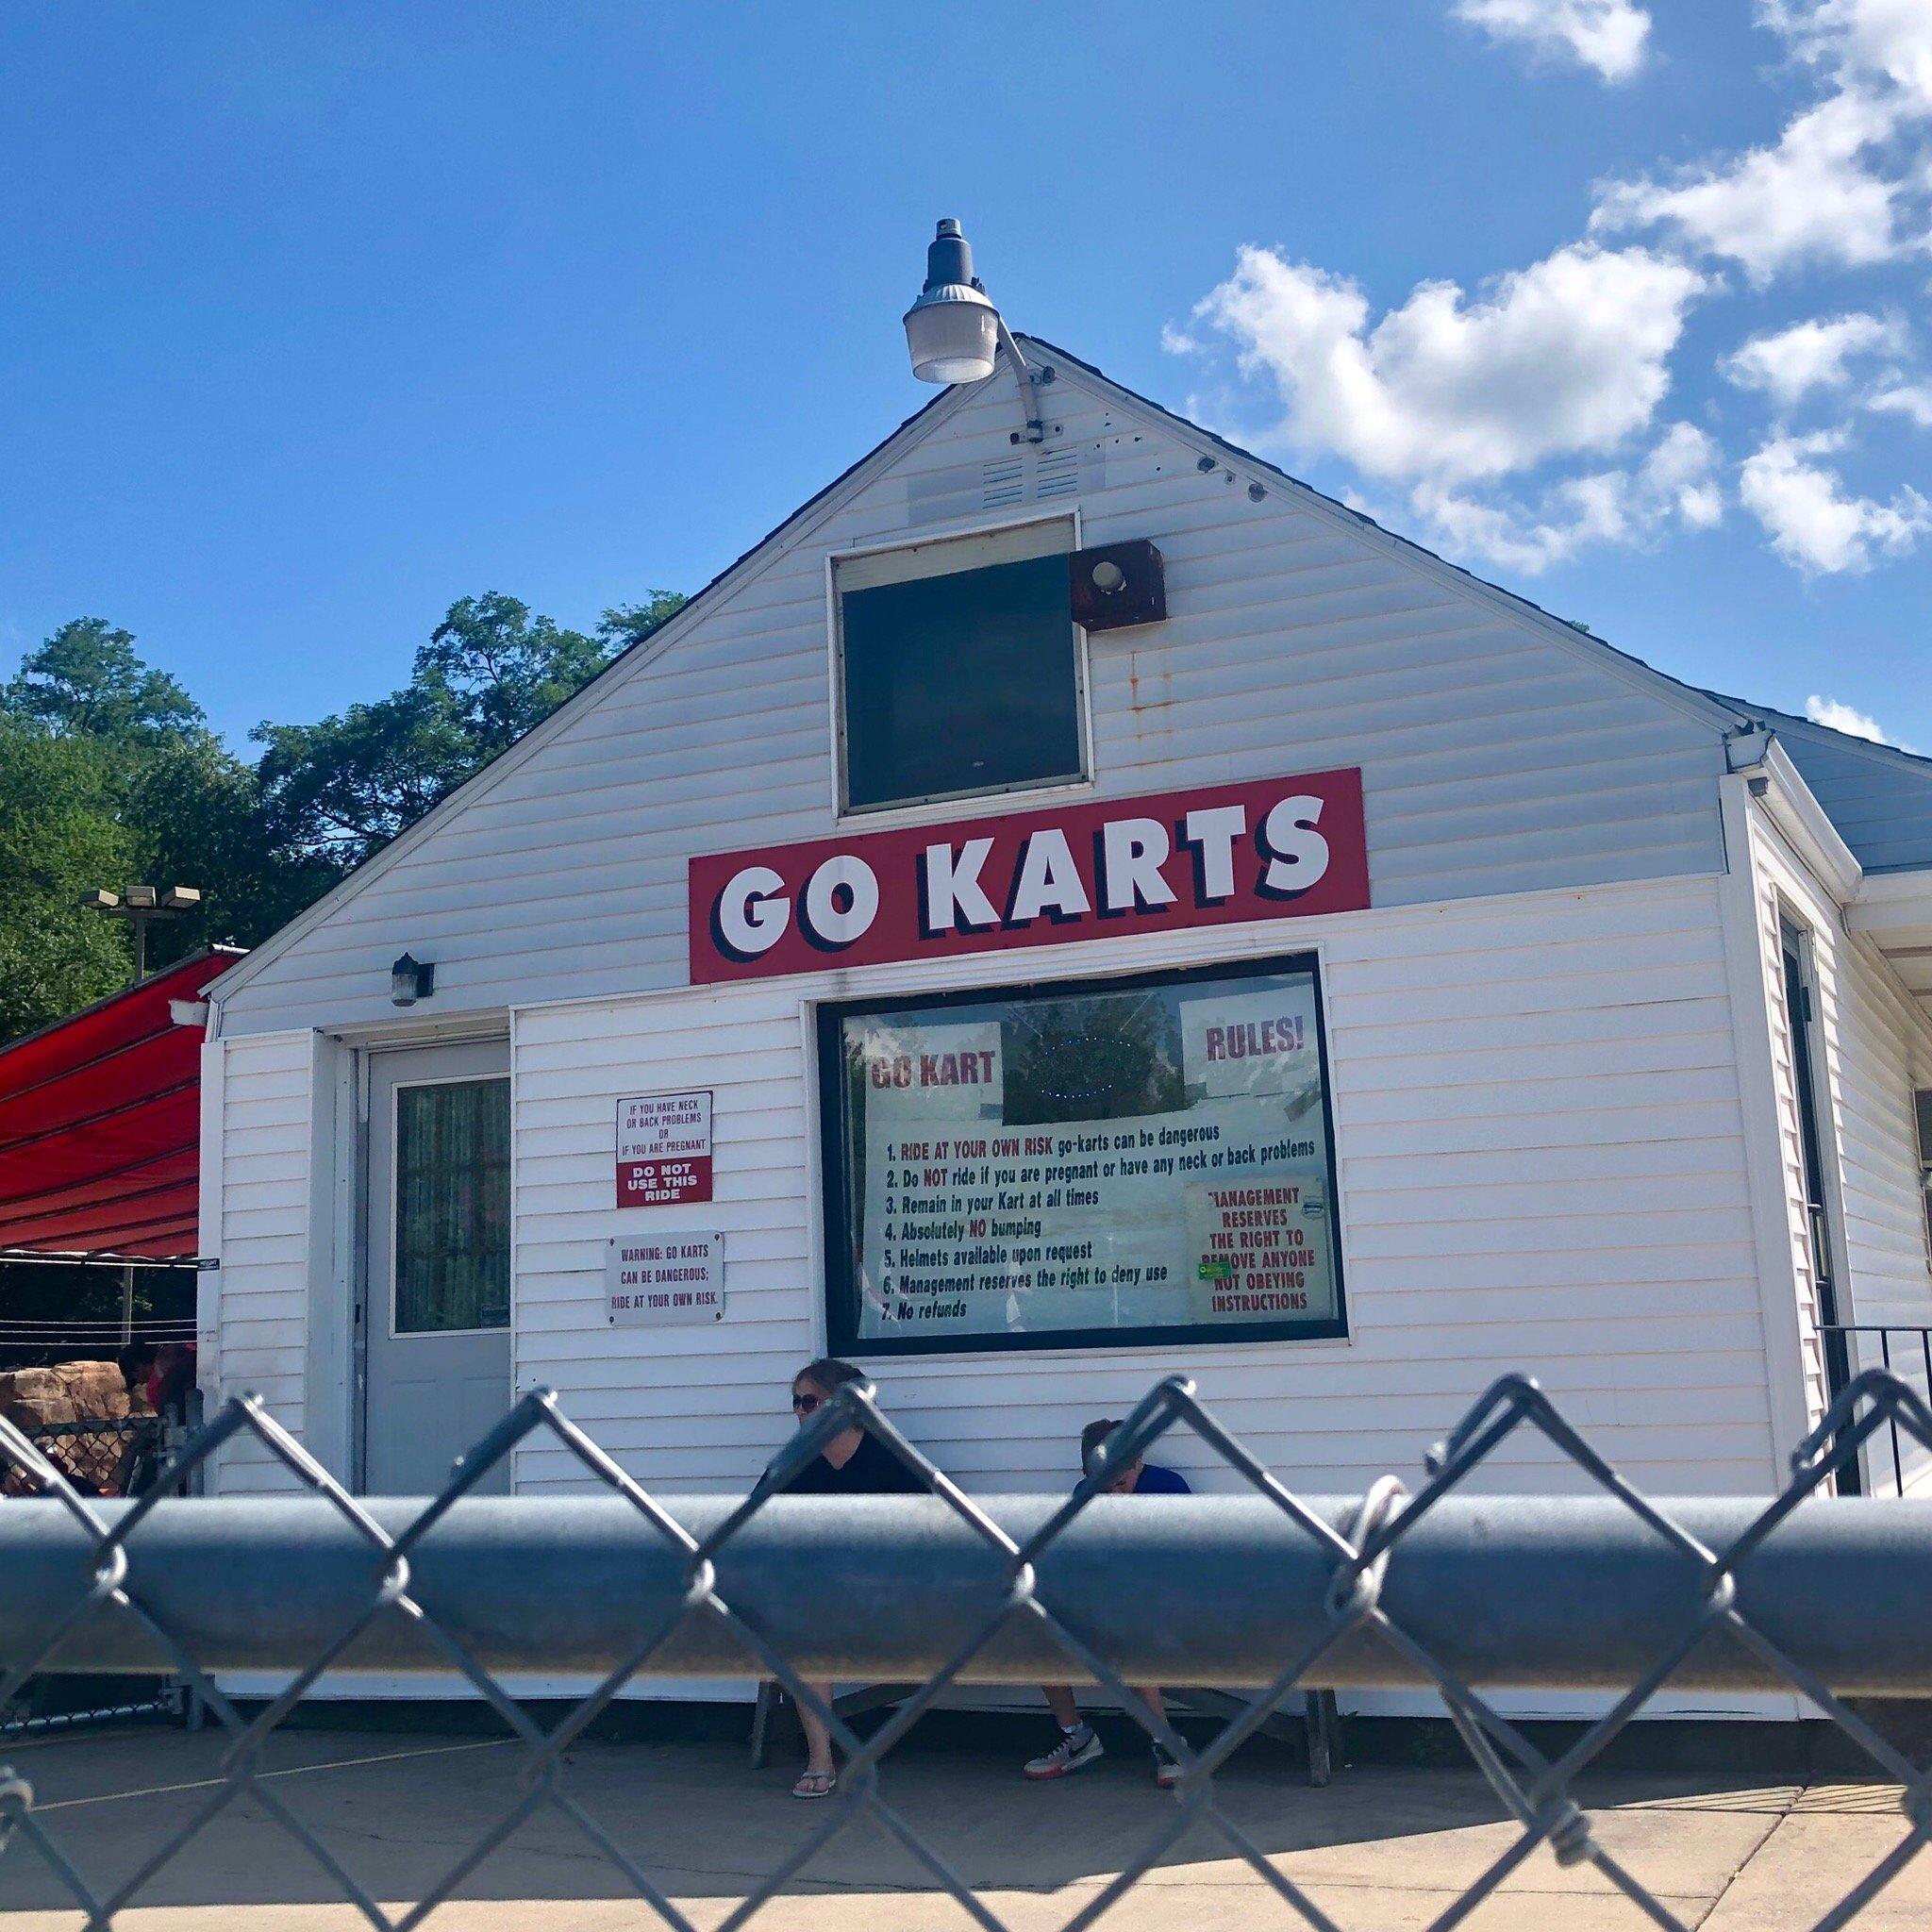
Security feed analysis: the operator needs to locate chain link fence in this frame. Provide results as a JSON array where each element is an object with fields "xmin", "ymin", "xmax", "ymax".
[
  {"xmin": 2, "ymin": 1365, "xmax": 1931, "ymax": 1928},
  {"xmin": 0, "ymin": 1415, "xmax": 164, "ymax": 1501},
  {"xmin": 1, "ymin": 1415, "xmax": 183, "ymax": 1740}
]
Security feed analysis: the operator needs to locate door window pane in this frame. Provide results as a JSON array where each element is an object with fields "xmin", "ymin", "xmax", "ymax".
[{"xmin": 394, "ymin": 1077, "xmax": 510, "ymax": 1333}]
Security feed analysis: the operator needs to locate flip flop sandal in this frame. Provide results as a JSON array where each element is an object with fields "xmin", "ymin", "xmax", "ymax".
[{"xmin": 792, "ymin": 1771, "xmax": 837, "ymax": 1800}]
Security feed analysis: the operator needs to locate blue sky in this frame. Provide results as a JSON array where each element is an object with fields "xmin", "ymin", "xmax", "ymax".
[{"xmin": 3, "ymin": 2, "xmax": 1928, "ymax": 751}]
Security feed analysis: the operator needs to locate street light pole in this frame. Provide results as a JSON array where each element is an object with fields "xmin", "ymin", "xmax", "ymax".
[
  {"xmin": 77, "ymin": 884, "xmax": 201, "ymax": 985},
  {"xmin": 76, "ymin": 883, "xmax": 203, "ymax": 1341}
]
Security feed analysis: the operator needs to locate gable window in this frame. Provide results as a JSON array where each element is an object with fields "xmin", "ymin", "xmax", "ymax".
[{"xmin": 833, "ymin": 518, "xmax": 1086, "ymax": 815}]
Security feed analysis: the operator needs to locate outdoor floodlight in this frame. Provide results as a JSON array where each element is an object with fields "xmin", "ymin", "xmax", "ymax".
[
  {"xmin": 903, "ymin": 218, "xmax": 1051, "ymax": 443},
  {"xmin": 904, "ymin": 219, "xmax": 1000, "ymax": 385},
  {"xmin": 80, "ymin": 880, "xmax": 204, "ymax": 982},
  {"xmin": 391, "ymin": 953, "xmax": 435, "ymax": 1008}
]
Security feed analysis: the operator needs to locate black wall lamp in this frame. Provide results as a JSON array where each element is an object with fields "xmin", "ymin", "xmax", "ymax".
[{"xmin": 390, "ymin": 953, "xmax": 435, "ymax": 1008}]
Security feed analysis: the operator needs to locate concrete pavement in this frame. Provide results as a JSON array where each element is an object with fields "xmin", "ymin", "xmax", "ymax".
[{"xmin": 0, "ymin": 1722, "xmax": 1924, "ymax": 1927}]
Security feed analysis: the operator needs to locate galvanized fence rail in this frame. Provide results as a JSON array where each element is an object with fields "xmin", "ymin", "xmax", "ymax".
[{"xmin": 3, "ymin": 1366, "xmax": 1932, "ymax": 1931}]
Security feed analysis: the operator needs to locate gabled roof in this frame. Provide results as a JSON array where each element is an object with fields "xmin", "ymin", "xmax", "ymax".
[
  {"xmin": 203, "ymin": 375, "xmax": 977, "ymax": 1010},
  {"xmin": 210, "ymin": 332, "xmax": 1919, "ymax": 1008}
]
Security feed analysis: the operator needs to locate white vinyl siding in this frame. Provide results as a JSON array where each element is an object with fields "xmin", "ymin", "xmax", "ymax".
[
  {"xmin": 205, "ymin": 1029, "xmax": 314, "ymax": 1492},
  {"xmin": 214, "ymin": 358, "xmax": 1728, "ymax": 1040},
  {"xmin": 507, "ymin": 874, "xmax": 1775, "ymax": 1501},
  {"xmin": 1747, "ymin": 803, "xmax": 1932, "ymax": 1489}
]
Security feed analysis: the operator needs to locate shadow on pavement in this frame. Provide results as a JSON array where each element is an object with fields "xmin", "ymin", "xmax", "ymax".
[{"xmin": 0, "ymin": 1712, "xmax": 1919, "ymax": 1928}]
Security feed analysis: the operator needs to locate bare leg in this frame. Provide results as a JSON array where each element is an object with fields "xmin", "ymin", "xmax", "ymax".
[
  {"xmin": 798, "ymin": 1680, "xmax": 836, "ymax": 1777},
  {"xmin": 1042, "ymin": 1685, "xmax": 1081, "ymax": 1729},
  {"xmin": 1136, "ymin": 1687, "xmax": 1166, "ymax": 1729}
]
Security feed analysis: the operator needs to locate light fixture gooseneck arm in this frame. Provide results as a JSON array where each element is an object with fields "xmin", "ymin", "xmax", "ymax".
[{"xmin": 994, "ymin": 314, "xmax": 1050, "ymax": 446}]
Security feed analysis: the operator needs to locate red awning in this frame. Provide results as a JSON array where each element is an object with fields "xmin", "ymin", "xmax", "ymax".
[{"xmin": 0, "ymin": 948, "xmax": 241, "ymax": 1264}]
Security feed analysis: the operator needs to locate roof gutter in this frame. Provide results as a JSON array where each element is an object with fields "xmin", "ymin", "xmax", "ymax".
[
  {"xmin": 1725, "ymin": 728, "xmax": 1863, "ymax": 905},
  {"xmin": 1847, "ymin": 866, "xmax": 1932, "ymax": 947}
]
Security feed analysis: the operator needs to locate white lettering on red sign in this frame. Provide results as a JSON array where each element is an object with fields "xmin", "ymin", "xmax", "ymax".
[
  {"xmin": 616, "ymin": 1091, "xmax": 714, "ymax": 1207},
  {"xmin": 689, "ymin": 770, "xmax": 1368, "ymax": 984}
]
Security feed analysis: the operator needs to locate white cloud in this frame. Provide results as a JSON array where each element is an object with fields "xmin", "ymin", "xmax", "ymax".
[
  {"xmin": 1644, "ymin": 420, "xmax": 1727, "ymax": 527},
  {"xmin": 1412, "ymin": 479, "xmax": 1620, "ymax": 575},
  {"xmin": 1805, "ymin": 691, "xmax": 1892, "ymax": 741},
  {"xmin": 1593, "ymin": 3, "xmax": 1932, "ymax": 282},
  {"xmin": 1171, "ymin": 1, "xmax": 1932, "ymax": 583},
  {"xmin": 1452, "ymin": 0, "xmax": 1651, "ymax": 81},
  {"xmin": 1593, "ymin": 91, "xmax": 1907, "ymax": 282},
  {"xmin": 1410, "ymin": 421, "xmax": 1721, "ymax": 572},
  {"xmin": 1738, "ymin": 429, "xmax": 1932, "ymax": 571},
  {"xmin": 1723, "ymin": 311, "xmax": 1900, "ymax": 403},
  {"xmin": 1187, "ymin": 242, "xmax": 1705, "ymax": 487},
  {"xmin": 1767, "ymin": 0, "xmax": 1932, "ymax": 116},
  {"xmin": 1868, "ymin": 379, "xmax": 1932, "ymax": 425}
]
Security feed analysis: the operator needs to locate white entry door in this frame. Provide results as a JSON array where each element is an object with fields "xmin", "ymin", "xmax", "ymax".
[{"xmin": 364, "ymin": 1041, "xmax": 513, "ymax": 1494}]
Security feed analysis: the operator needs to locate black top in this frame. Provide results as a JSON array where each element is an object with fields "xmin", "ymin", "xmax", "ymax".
[{"xmin": 780, "ymin": 1428, "xmax": 925, "ymax": 1496}]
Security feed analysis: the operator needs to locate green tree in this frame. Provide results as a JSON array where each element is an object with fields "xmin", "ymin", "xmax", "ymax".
[
  {"xmin": 126, "ymin": 733, "xmax": 339, "ymax": 957},
  {"xmin": 0, "ymin": 617, "xmax": 333, "ymax": 1037},
  {"xmin": 418, "ymin": 592, "xmax": 608, "ymax": 758},
  {"xmin": 257, "ymin": 589, "xmax": 685, "ymax": 867},
  {"xmin": 1004, "ymin": 989, "xmax": 1187, "ymax": 1125},
  {"xmin": 598, "ymin": 591, "xmax": 687, "ymax": 656},
  {"xmin": 0, "ymin": 587, "xmax": 688, "ymax": 1037},
  {"xmin": 4, "ymin": 618, "xmax": 203, "ymax": 742},
  {"xmin": 0, "ymin": 719, "xmax": 136, "ymax": 1038},
  {"xmin": 253, "ymin": 686, "xmax": 475, "ymax": 868}
]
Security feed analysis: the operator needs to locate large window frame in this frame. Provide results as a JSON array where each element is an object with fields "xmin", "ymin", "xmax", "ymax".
[
  {"xmin": 815, "ymin": 952, "xmax": 1350, "ymax": 1359},
  {"xmin": 826, "ymin": 512, "xmax": 1092, "ymax": 822}
]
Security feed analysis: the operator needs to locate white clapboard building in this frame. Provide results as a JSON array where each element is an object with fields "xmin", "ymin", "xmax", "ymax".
[{"xmin": 196, "ymin": 236, "xmax": 1932, "ymax": 1604}]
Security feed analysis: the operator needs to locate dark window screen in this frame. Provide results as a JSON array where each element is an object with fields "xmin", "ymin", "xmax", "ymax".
[
  {"xmin": 817, "ymin": 956, "xmax": 1348, "ymax": 1358},
  {"xmin": 840, "ymin": 553, "xmax": 1083, "ymax": 811},
  {"xmin": 393, "ymin": 1077, "xmax": 510, "ymax": 1334}
]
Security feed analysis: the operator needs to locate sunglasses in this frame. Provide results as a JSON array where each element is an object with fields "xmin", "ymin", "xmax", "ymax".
[{"xmin": 791, "ymin": 1391, "xmax": 824, "ymax": 1415}]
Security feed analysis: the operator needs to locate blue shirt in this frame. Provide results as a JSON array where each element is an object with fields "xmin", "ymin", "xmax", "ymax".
[
  {"xmin": 1131, "ymin": 1462, "xmax": 1191, "ymax": 1494},
  {"xmin": 1077, "ymin": 1461, "xmax": 1191, "ymax": 1494}
]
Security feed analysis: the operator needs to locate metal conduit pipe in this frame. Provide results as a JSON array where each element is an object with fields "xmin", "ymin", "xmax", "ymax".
[{"xmin": 3, "ymin": 1493, "xmax": 1930, "ymax": 1694}]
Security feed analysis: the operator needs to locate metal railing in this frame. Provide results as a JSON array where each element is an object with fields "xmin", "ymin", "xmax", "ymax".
[
  {"xmin": 3, "ymin": 1366, "xmax": 1932, "ymax": 1930},
  {"xmin": 1819, "ymin": 1324, "xmax": 1932, "ymax": 1495}
]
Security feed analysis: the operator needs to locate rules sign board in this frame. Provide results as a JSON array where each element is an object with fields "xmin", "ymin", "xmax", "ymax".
[
  {"xmin": 617, "ymin": 1091, "xmax": 713, "ymax": 1207},
  {"xmin": 607, "ymin": 1233, "xmax": 725, "ymax": 1325}
]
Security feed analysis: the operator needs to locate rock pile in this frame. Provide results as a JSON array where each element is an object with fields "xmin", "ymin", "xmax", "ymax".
[{"xmin": 0, "ymin": 1359, "xmax": 139, "ymax": 1428}]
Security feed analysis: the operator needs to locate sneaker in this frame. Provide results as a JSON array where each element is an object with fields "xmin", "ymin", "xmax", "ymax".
[
  {"xmin": 1153, "ymin": 1743, "xmax": 1182, "ymax": 1790},
  {"xmin": 1024, "ymin": 1722, "xmax": 1105, "ymax": 1780}
]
